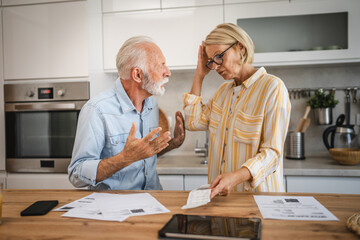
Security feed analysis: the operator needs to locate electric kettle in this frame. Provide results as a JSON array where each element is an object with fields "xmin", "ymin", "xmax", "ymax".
[{"xmin": 323, "ymin": 114, "xmax": 357, "ymax": 149}]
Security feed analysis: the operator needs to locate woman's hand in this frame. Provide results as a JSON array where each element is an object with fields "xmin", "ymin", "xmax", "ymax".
[
  {"xmin": 209, "ymin": 167, "xmax": 252, "ymax": 199},
  {"xmin": 190, "ymin": 43, "xmax": 210, "ymax": 96},
  {"xmin": 196, "ymin": 43, "xmax": 211, "ymax": 78}
]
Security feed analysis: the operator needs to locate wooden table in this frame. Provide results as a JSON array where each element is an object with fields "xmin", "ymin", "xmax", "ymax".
[{"xmin": 0, "ymin": 190, "xmax": 359, "ymax": 239}]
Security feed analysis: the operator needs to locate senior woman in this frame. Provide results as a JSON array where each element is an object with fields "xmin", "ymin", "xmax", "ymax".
[{"xmin": 183, "ymin": 23, "xmax": 291, "ymax": 198}]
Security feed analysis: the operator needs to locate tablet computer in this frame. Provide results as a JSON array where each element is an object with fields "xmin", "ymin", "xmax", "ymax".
[{"xmin": 158, "ymin": 214, "xmax": 261, "ymax": 240}]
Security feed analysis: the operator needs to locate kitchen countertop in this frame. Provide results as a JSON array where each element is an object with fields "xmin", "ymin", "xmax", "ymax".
[
  {"xmin": 157, "ymin": 153, "xmax": 360, "ymax": 177},
  {"xmin": 1, "ymin": 189, "xmax": 359, "ymax": 239}
]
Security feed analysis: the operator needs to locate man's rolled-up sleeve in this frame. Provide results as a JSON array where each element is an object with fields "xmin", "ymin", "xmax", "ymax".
[{"xmin": 68, "ymin": 103, "xmax": 105, "ymax": 188}]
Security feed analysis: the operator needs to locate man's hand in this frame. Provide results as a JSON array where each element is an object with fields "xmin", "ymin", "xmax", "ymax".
[
  {"xmin": 122, "ymin": 122, "xmax": 171, "ymax": 162},
  {"xmin": 96, "ymin": 122, "xmax": 171, "ymax": 182},
  {"xmin": 158, "ymin": 111, "xmax": 185, "ymax": 156},
  {"xmin": 172, "ymin": 111, "xmax": 185, "ymax": 148}
]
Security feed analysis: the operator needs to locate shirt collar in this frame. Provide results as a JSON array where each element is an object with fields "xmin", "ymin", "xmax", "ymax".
[
  {"xmin": 232, "ymin": 67, "xmax": 266, "ymax": 89},
  {"xmin": 115, "ymin": 78, "xmax": 154, "ymax": 114}
]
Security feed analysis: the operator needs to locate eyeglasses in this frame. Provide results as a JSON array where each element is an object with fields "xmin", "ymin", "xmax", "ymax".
[{"xmin": 206, "ymin": 42, "xmax": 237, "ymax": 70}]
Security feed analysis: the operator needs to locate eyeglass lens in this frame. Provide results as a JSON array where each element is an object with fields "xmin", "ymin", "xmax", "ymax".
[{"xmin": 206, "ymin": 43, "xmax": 236, "ymax": 70}]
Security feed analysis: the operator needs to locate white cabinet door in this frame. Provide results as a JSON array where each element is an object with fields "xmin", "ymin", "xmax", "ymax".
[
  {"xmin": 184, "ymin": 175, "xmax": 208, "ymax": 190},
  {"xmin": 225, "ymin": 0, "xmax": 360, "ymax": 66},
  {"xmin": 225, "ymin": 0, "xmax": 288, "ymax": 3},
  {"xmin": 3, "ymin": 1, "xmax": 88, "ymax": 80},
  {"xmin": 102, "ymin": 0, "xmax": 160, "ymax": 13},
  {"xmin": 286, "ymin": 176, "xmax": 360, "ymax": 194},
  {"xmin": 2, "ymin": 0, "xmax": 75, "ymax": 6},
  {"xmin": 159, "ymin": 175, "xmax": 184, "ymax": 190},
  {"xmin": 6, "ymin": 173, "xmax": 79, "ymax": 189},
  {"xmin": 103, "ymin": 5, "xmax": 223, "ymax": 71},
  {"xmin": 162, "ymin": 0, "xmax": 222, "ymax": 8}
]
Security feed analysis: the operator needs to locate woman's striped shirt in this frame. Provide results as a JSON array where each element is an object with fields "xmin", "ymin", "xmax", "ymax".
[{"xmin": 183, "ymin": 67, "xmax": 291, "ymax": 192}]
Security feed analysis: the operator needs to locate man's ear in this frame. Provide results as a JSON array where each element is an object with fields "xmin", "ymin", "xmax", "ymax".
[{"xmin": 131, "ymin": 68, "xmax": 143, "ymax": 83}]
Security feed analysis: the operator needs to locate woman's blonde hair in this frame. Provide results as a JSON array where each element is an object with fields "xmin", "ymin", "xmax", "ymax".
[{"xmin": 205, "ymin": 23, "xmax": 255, "ymax": 64}]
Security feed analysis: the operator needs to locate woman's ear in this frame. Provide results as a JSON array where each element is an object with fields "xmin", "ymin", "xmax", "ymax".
[{"xmin": 131, "ymin": 68, "xmax": 143, "ymax": 83}]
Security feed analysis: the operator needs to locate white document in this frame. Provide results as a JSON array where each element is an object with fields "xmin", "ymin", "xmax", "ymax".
[
  {"xmin": 254, "ymin": 195, "xmax": 339, "ymax": 221},
  {"xmin": 98, "ymin": 193, "xmax": 170, "ymax": 219},
  {"xmin": 53, "ymin": 192, "xmax": 101, "ymax": 212},
  {"xmin": 182, "ymin": 184, "xmax": 211, "ymax": 209},
  {"xmin": 59, "ymin": 192, "xmax": 169, "ymax": 222}
]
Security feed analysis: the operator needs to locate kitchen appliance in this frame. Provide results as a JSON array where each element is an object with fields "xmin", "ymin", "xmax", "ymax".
[
  {"xmin": 4, "ymin": 82, "xmax": 89, "ymax": 173},
  {"xmin": 323, "ymin": 114, "xmax": 357, "ymax": 149}
]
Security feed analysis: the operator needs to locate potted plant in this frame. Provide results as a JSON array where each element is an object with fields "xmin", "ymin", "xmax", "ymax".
[{"xmin": 307, "ymin": 89, "xmax": 339, "ymax": 125}]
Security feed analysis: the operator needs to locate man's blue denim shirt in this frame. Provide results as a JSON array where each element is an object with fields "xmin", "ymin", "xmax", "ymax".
[{"xmin": 68, "ymin": 78, "xmax": 162, "ymax": 190}]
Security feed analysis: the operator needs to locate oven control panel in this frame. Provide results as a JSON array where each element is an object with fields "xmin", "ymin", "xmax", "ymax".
[{"xmin": 4, "ymin": 82, "xmax": 89, "ymax": 102}]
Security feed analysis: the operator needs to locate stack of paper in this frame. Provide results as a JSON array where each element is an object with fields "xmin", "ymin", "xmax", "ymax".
[{"xmin": 54, "ymin": 192, "xmax": 170, "ymax": 222}]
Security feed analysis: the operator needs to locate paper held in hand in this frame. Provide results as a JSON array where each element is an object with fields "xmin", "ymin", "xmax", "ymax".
[{"xmin": 182, "ymin": 184, "xmax": 211, "ymax": 209}]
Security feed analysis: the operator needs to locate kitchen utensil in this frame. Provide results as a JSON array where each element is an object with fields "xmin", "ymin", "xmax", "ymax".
[
  {"xmin": 159, "ymin": 108, "xmax": 170, "ymax": 135},
  {"xmin": 345, "ymin": 88, "xmax": 351, "ymax": 125},
  {"xmin": 351, "ymin": 88, "xmax": 358, "ymax": 104},
  {"xmin": 323, "ymin": 114, "xmax": 357, "ymax": 149},
  {"xmin": 295, "ymin": 106, "xmax": 311, "ymax": 132},
  {"xmin": 329, "ymin": 148, "xmax": 360, "ymax": 165},
  {"xmin": 300, "ymin": 117, "xmax": 311, "ymax": 132},
  {"xmin": 286, "ymin": 131, "xmax": 305, "ymax": 160}
]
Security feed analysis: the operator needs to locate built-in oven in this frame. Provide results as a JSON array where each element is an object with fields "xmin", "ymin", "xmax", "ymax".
[{"xmin": 4, "ymin": 82, "xmax": 89, "ymax": 173}]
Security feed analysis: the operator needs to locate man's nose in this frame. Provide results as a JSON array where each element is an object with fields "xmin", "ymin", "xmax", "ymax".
[{"xmin": 165, "ymin": 66, "xmax": 171, "ymax": 77}]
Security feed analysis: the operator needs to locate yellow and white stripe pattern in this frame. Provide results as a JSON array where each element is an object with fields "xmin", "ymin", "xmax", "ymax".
[{"xmin": 183, "ymin": 67, "xmax": 291, "ymax": 192}]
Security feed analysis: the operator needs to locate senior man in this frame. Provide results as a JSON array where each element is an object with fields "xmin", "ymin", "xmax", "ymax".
[{"xmin": 68, "ymin": 36, "xmax": 185, "ymax": 190}]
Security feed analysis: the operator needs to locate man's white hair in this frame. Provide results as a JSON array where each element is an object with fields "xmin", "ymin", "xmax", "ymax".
[{"xmin": 116, "ymin": 36, "xmax": 154, "ymax": 79}]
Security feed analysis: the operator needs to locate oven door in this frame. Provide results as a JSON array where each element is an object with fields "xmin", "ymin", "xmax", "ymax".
[{"xmin": 5, "ymin": 101, "xmax": 86, "ymax": 173}]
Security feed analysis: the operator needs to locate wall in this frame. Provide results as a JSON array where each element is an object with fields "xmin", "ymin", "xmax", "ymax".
[{"xmin": 87, "ymin": 0, "xmax": 360, "ymax": 157}]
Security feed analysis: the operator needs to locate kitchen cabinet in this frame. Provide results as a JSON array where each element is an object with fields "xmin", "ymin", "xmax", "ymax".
[
  {"xmin": 6, "ymin": 173, "xmax": 79, "ymax": 189},
  {"xmin": 184, "ymin": 175, "xmax": 208, "ymax": 190},
  {"xmin": 158, "ymin": 174, "xmax": 184, "ymax": 190},
  {"xmin": 2, "ymin": 0, "xmax": 75, "ymax": 6},
  {"xmin": 286, "ymin": 176, "xmax": 360, "ymax": 194},
  {"xmin": 224, "ymin": 0, "xmax": 360, "ymax": 66},
  {"xmin": 102, "ymin": 0, "xmax": 160, "ymax": 13},
  {"xmin": 225, "ymin": 0, "xmax": 288, "ymax": 3},
  {"xmin": 102, "ymin": 5, "xmax": 223, "ymax": 71},
  {"xmin": 159, "ymin": 174, "xmax": 208, "ymax": 190},
  {"xmin": 2, "ymin": 1, "xmax": 88, "ymax": 80},
  {"xmin": 161, "ymin": 0, "xmax": 222, "ymax": 8}
]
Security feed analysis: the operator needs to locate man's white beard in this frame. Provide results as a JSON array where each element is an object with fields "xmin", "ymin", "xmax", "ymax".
[{"xmin": 142, "ymin": 73, "xmax": 169, "ymax": 96}]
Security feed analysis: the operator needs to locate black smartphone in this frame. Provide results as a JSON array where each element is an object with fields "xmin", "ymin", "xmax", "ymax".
[
  {"xmin": 20, "ymin": 200, "xmax": 59, "ymax": 216},
  {"xmin": 159, "ymin": 214, "xmax": 261, "ymax": 240}
]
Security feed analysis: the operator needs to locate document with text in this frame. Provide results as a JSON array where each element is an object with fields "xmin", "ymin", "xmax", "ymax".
[
  {"xmin": 254, "ymin": 195, "xmax": 338, "ymax": 221},
  {"xmin": 56, "ymin": 192, "xmax": 169, "ymax": 222}
]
